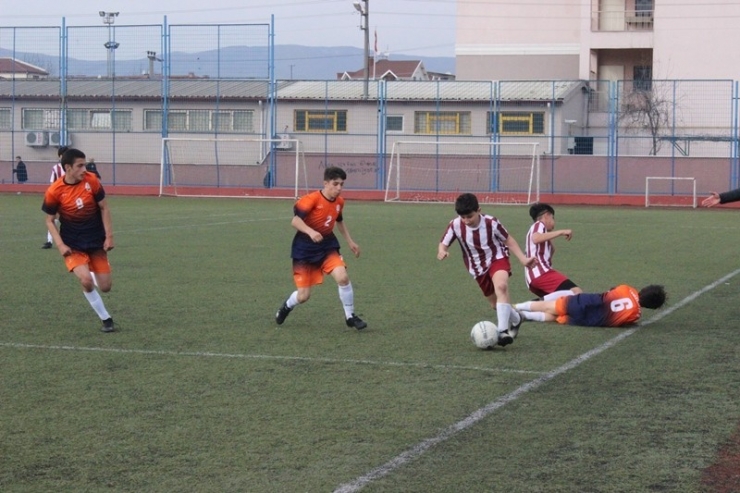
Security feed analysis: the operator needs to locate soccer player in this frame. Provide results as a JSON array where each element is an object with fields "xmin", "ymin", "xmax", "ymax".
[
  {"xmin": 42, "ymin": 148, "xmax": 117, "ymax": 333},
  {"xmin": 275, "ymin": 166, "xmax": 367, "ymax": 330},
  {"xmin": 702, "ymin": 187, "xmax": 740, "ymax": 207},
  {"xmin": 524, "ymin": 203, "xmax": 582, "ymax": 300},
  {"xmin": 42, "ymin": 146, "xmax": 69, "ymax": 249},
  {"xmin": 515, "ymin": 284, "xmax": 666, "ymax": 327},
  {"xmin": 437, "ymin": 193, "xmax": 537, "ymax": 346}
]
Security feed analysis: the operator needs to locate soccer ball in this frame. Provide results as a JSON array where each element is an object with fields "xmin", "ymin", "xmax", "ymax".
[{"xmin": 470, "ymin": 321, "xmax": 498, "ymax": 349}]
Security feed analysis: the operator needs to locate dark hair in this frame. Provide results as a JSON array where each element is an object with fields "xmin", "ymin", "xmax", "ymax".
[
  {"xmin": 60, "ymin": 148, "xmax": 86, "ymax": 167},
  {"xmin": 638, "ymin": 284, "xmax": 667, "ymax": 310},
  {"xmin": 57, "ymin": 146, "xmax": 70, "ymax": 158},
  {"xmin": 455, "ymin": 193, "xmax": 480, "ymax": 216},
  {"xmin": 529, "ymin": 202, "xmax": 555, "ymax": 221},
  {"xmin": 323, "ymin": 166, "xmax": 347, "ymax": 181}
]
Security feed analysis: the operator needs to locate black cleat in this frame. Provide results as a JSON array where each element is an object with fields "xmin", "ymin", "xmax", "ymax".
[
  {"xmin": 510, "ymin": 311, "xmax": 523, "ymax": 339},
  {"xmin": 101, "ymin": 317, "xmax": 115, "ymax": 333},
  {"xmin": 275, "ymin": 301, "xmax": 292, "ymax": 325},
  {"xmin": 497, "ymin": 328, "xmax": 514, "ymax": 347},
  {"xmin": 345, "ymin": 314, "xmax": 367, "ymax": 330},
  {"xmin": 42, "ymin": 242, "xmax": 52, "ymax": 249}
]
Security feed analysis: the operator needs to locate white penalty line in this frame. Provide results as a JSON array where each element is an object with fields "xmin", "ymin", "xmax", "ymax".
[
  {"xmin": 0, "ymin": 343, "xmax": 541, "ymax": 376},
  {"xmin": 333, "ymin": 268, "xmax": 740, "ymax": 493}
]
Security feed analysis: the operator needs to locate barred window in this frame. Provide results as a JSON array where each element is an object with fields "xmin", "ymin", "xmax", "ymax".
[
  {"xmin": 488, "ymin": 112, "xmax": 545, "ymax": 135},
  {"xmin": 414, "ymin": 111, "xmax": 471, "ymax": 135},
  {"xmin": 386, "ymin": 115, "xmax": 404, "ymax": 132},
  {"xmin": 144, "ymin": 109, "xmax": 253, "ymax": 132},
  {"xmin": 294, "ymin": 110, "xmax": 347, "ymax": 132},
  {"xmin": 22, "ymin": 108, "xmax": 61, "ymax": 130},
  {"xmin": 0, "ymin": 108, "xmax": 10, "ymax": 130},
  {"xmin": 67, "ymin": 109, "xmax": 132, "ymax": 131}
]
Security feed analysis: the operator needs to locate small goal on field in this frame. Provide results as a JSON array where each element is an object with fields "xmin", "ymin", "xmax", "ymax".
[
  {"xmin": 645, "ymin": 177, "xmax": 697, "ymax": 208},
  {"xmin": 159, "ymin": 137, "xmax": 308, "ymax": 198},
  {"xmin": 384, "ymin": 141, "xmax": 540, "ymax": 204}
]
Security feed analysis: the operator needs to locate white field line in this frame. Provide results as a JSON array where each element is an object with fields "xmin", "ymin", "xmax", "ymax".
[
  {"xmin": 0, "ymin": 343, "xmax": 542, "ymax": 375},
  {"xmin": 333, "ymin": 268, "xmax": 740, "ymax": 493}
]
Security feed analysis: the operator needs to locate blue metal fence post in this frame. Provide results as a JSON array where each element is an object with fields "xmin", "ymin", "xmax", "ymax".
[{"xmin": 376, "ymin": 79, "xmax": 386, "ymax": 190}]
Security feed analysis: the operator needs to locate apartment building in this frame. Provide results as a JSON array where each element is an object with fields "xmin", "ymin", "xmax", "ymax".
[{"xmin": 456, "ymin": 0, "xmax": 740, "ymax": 82}]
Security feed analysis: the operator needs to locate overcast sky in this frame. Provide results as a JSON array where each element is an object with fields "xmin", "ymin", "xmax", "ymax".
[{"xmin": 2, "ymin": 0, "xmax": 456, "ymax": 57}]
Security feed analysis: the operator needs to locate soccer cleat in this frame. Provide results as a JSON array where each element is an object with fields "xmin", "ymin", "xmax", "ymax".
[
  {"xmin": 497, "ymin": 328, "xmax": 514, "ymax": 347},
  {"xmin": 345, "ymin": 314, "xmax": 367, "ymax": 330},
  {"xmin": 510, "ymin": 310, "xmax": 524, "ymax": 339},
  {"xmin": 41, "ymin": 242, "xmax": 52, "ymax": 249},
  {"xmin": 101, "ymin": 317, "xmax": 115, "ymax": 333},
  {"xmin": 275, "ymin": 301, "xmax": 292, "ymax": 325}
]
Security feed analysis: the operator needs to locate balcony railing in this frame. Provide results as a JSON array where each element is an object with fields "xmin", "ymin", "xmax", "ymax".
[{"xmin": 592, "ymin": 10, "xmax": 653, "ymax": 32}]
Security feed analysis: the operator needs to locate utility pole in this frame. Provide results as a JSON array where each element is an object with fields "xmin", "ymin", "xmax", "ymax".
[
  {"xmin": 100, "ymin": 11, "xmax": 120, "ymax": 78},
  {"xmin": 353, "ymin": 0, "xmax": 369, "ymax": 99}
]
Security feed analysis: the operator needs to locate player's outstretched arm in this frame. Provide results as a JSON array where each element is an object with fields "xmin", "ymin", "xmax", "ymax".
[
  {"xmin": 701, "ymin": 192, "xmax": 721, "ymax": 207},
  {"xmin": 505, "ymin": 235, "xmax": 537, "ymax": 267}
]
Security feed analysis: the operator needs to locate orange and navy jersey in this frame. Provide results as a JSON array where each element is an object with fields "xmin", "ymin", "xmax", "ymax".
[
  {"xmin": 41, "ymin": 172, "xmax": 106, "ymax": 251},
  {"xmin": 557, "ymin": 284, "xmax": 641, "ymax": 327},
  {"xmin": 290, "ymin": 190, "xmax": 344, "ymax": 263}
]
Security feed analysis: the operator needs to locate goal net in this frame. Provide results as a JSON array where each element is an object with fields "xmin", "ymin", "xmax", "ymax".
[
  {"xmin": 384, "ymin": 141, "xmax": 540, "ymax": 204},
  {"xmin": 159, "ymin": 137, "xmax": 308, "ymax": 198},
  {"xmin": 645, "ymin": 177, "xmax": 697, "ymax": 208}
]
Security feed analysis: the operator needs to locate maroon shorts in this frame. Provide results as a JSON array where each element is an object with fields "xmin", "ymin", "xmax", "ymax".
[
  {"xmin": 527, "ymin": 269, "xmax": 571, "ymax": 298},
  {"xmin": 475, "ymin": 257, "xmax": 512, "ymax": 297}
]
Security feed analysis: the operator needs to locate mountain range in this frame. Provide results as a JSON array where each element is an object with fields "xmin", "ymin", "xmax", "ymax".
[{"xmin": 1, "ymin": 45, "xmax": 455, "ymax": 80}]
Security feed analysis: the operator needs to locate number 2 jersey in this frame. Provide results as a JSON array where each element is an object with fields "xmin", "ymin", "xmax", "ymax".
[
  {"xmin": 41, "ymin": 172, "xmax": 106, "ymax": 252},
  {"xmin": 290, "ymin": 190, "xmax": 344, "ymax": 264},
  {"xmin": 557, "ymin": 284, "xmax": 641, "ymax": 327}
]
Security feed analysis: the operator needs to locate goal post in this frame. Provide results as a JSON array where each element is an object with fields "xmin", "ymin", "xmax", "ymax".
[
  {"xmin": 384, "ymin": 141, "xmax": 540, "ymax": 204},
  {"xmin": 159, "ymin": 137, "xmax": 308, "ymax": 198},
  {"xmin": 645, "ymin": 177, "xmax": 697, "ymax": 208}
]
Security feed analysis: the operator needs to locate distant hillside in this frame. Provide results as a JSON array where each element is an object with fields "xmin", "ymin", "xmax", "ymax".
[{"xmin": 0, "ymin": 45, "xmax": 455, "ymax": 80}]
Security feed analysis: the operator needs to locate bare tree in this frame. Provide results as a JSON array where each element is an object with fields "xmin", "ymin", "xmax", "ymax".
[{"xmin": 618, "ymin": 79, "xmax": 674, "ymax": 156}]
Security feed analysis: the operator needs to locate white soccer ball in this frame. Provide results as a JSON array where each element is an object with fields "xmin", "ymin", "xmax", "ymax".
[{"xmin": 470, "ymin": 321, "xmax": 499, "ymax": 349}]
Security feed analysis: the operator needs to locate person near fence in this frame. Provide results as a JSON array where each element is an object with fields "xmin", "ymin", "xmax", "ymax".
[
  {"xmin": 515, "ymin": 284, "xmax": 666, "ymax": 327},
  {"xmin": 524, "ymin": 203, "xmax": 582, "ymax": 301},
  {"xmin": 275, "ymin": 166, "xmax": 367, "ymax": 330},
  {"xmin": 86, "ymin": 158, "xmax": 101, "ymax": 179},
  {"xmin": 41, "ymin": 148, "xmax": 117, "ymax": 333},
  {"xmin": 13, "ymin": 156, "xmax": 28, "ymax": 183},
  {"xmin": 437, "ymin": 192, "xmax": 536, "ymax": 346},
  {"xmin": 42, "ymin": 146, "xmax": 69, "ymax": 249},
  {"xmin": 701, "ymin": 188, "xmax": 740, "ymax": 207}
]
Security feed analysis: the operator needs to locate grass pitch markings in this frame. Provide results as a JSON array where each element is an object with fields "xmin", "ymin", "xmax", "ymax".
[{"xmin": 333, "ymin": 267, "xmax": 740, "ymax": 493}]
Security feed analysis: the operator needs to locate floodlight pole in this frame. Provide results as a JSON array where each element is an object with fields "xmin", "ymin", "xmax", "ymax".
[
  {"xmin": 100, "ymin": 11, "xmax": 120, "ymax": 78},
  {"xmin": 353, "ymin": 0, "xmax": 369, "ymax": 99}
]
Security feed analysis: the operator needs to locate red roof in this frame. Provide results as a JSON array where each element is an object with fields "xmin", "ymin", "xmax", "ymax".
[
  {"xmin": 0, "ymin": 58, "xmax": 49, "ymax": 76},
  {"xmin": 337, "ymin": 57, "xmax": 424, "ymax": 81}
]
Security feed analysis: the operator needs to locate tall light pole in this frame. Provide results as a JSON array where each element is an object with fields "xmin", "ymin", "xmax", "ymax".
[
  {"xmin": 100, "ymin": 11, "xmax": 120, "ymax": 78},
  {"xmin": 353, "ymin": 0, "xmax": 369, "ymax": 99}
]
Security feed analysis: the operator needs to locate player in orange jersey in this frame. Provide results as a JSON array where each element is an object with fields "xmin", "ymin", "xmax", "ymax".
[
  {"xmin": 514, "ymin": 284, "xmax": 666, "ymax": 327},
  {"xmin": 275, "ymin": 166, "xmax": 367, "ymax": 330},
  {"xmin": 41, "ymin": 148, "xmax": 117, "ymax": 333}
]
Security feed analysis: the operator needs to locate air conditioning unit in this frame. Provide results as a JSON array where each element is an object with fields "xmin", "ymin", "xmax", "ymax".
[
  {"xmin": 25, "ymin": 131, "xmax": 49, "ymax": 147},
  {"xmin": 49, "ymin": 131, "xmax": 70, "ymax": 147}
]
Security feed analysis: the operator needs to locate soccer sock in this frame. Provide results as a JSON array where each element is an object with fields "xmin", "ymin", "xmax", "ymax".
[
  {"xmin": 90, "ymin": 272, "xmax": 99, "ymax": 288},
  {"xmin": 285, "ymin": 291, "xmax": 299, "ymax": 309},
  {"xmin": 515, "ymin": 301, "xmax": 532, "ymax": 312},
  {"xmin": 83, "ymin": 289, "xmax": 111, "ymax": 321},
  {"xmin": 496, "ymin": 302, "xmax": 512, "ymax": 333},
  {"xmin": 46, "ymin": 230, "xmax": 52, "ymax": 243},
  {"xmin": 544, "ymin": 290, "xmax": 574, "ymax": 301},
  {"xmin": 520, "ymin": 311, "xmax": 547, "ymax": 322},
  {"xmin": 338, "ymin": 283, "xmax": 355, "ymax": 318}
]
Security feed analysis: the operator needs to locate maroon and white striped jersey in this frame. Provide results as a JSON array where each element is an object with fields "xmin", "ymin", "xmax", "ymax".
[
  {"xmin": 524, "ymin": 220, "xmax": 553, "ymax": 287},
  {"xmin": 440, "ymin": 214, "xmax": 510, "ymax": 278},
  {"xmin": 50, "ymin": 162, "xmax": 65, "ymax": 183}
]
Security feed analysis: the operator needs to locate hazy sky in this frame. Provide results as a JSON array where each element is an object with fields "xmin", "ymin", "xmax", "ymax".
[{"xmin": 2, "ymin": 0, "xmax": 457, "ymax": 57}]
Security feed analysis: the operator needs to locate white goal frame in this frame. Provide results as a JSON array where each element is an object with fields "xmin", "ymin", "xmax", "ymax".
[
  {"xmin": 645, "ymin": 176, "xmax": 697, "ymax": 208},
  {"xmin": 159, "ymin": 137, "xmax": 308, "ymax": 199},
  {"xmin": 384, "ymin": 141, "xmax": 540, "ymax": 204}
]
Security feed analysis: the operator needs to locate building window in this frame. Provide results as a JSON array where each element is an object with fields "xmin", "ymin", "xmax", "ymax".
[
  {"xmin": 633, "ymin": 66, "xmax": 652, "ymax": 91},
  {"xmin": 489, "ymin": 112, "xmax": 545, "ymax": 135},
  {"xmin": 67, "ymin": 109, "xmax": 132, "ymax": 131},
  {"xmin": 414, "ymin": 111, "xmax": 471, "ymax": 134},
  {"xmin": 635, "ymin": 0, "xmax": 653, "ymax": 16},
  {"xmin": 143, "ymin": 109, "xmax": 254, "ymax": 132},
  {"xmin": 294, "ymin": 110, "xmax": 347, "ymax": 132},
  {"xmin": 386, "ymin": 115, "xmax": 403, "ymax": 132},
  {"xmin": 22, "ymin": 108, "xmax": 61, "ymax": 130},
  {"xmin": 0, "ymin": 108, "xmax": 10, "ymax": 130}
]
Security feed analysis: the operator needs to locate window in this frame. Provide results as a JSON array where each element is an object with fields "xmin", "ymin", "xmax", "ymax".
[
  {"xmin": 22, "ymin": 108, "xmax": 61, "ymax": 130},
  {"xmin": 143, "ymin": 109, "xmax": 254, "ymax": 133},
  {"xmin": 414, "ymin": 111, "xmax": 471, "ymax": 135},
  {"xmin": 0, "ymin": 108, "xmax": 10, "ymax": 130},
  {"xmin": 67, "ymin": 109, "xmax": 132, "ymax": 131},
  {"xmin": 386, "ymin": 115, "xmax": 403, "ymax": 132},
  {"xmin": 488, "ymin": 112, "xmax": 545, "ymax": 135},
  {"xmin": 635, "ymin": 0, "xmax": 653, "ymax": 16},
  {"xmin": 294, "ymin": 110, "xmax": 347, "ymax": 132},
  {"xmin": 633, "ymin": 66, "xmax": 652, "ymax": 91}
]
